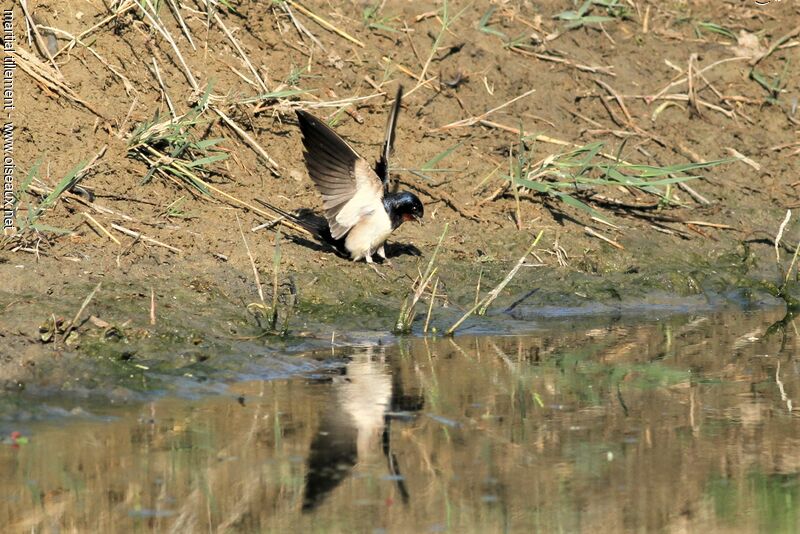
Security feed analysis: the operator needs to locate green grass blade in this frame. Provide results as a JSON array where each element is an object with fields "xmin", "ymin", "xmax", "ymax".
[
  {"xmin": 421, "ymin": 141, "xmax": 463, "ymax": 171},
  {"xmin": 43, "ymin": 160, "xmax": 89, "ymax": 207},
  {"xmin": 478, "ymin": 7, "xmax": 506, "ymax": 38},
  {"xmin": 508, "ymin": 175, "xmax": 551, "ymax": 194},
  {"xmin": 555, "ymin": 192, "xmax": 609, "ymax": 222},
  {"xmin": 194, "ymin": 138, "xmax": 226, "ymax": 150},
  {"xmin": 577, "ymin": 0, "xmax": 593, "ymax": 16},
  {"xmin": 696, "ymin": 22, "xmax": 736, "ymax": 40},
  {"xmin": 20, "ymin": 160, "xmax": 42, "ymax": 196},
  {"xmin": 575, "ymin": 15, "xmax": 614, "ymax": 24},
  {"xmin": 554, "ymin": 10, "xmax": 581, "ymax": 21},
  {"xmin": 184, "ymin": 154, "xmax": 229, "ymax": 168},
  {"xmin": 28, "ymin": 223, "xmax": 73, "ymax": 234},
  {"xmin": 622, "ymin": 158, "xmax": 733, "ymax": 177}
]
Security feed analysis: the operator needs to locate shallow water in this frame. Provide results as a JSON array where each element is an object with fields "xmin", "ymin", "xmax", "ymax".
[{"xmin": 3, "ymin": 307, "xmax": 800, "ymax": 532}]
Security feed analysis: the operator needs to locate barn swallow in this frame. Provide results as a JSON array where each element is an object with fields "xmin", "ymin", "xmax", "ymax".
[{"xmin": 262, "ymin": 87, "xmax": 423, "ymax": 264}]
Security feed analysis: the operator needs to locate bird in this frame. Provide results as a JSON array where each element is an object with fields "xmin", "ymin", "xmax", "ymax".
[{"xmin": 261, "ymin": 86, "xmax": 424, "ymax": 265}]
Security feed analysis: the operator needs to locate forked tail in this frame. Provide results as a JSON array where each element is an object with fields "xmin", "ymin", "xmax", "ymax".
[{"xmin": 255, "ymin": 199, "xmax": 347, "ymax": 256}]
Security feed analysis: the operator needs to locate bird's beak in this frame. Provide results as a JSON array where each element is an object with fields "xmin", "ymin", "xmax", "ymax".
[{"xmin": 414, "ymin": 215, "xmax": 423, "ymax": 223}]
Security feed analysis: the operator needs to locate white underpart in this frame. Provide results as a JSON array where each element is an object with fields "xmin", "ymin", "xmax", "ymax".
[
  {"xmin": 344, "ymin": 204, "xmax": 393, "ymax": 262},
  {"xmin": 341, "ymin": 351, "xmax": 392, "ymax": 457}
]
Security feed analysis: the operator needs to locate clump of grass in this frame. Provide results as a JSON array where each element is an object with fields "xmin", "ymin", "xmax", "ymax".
[
  {"xmin": 395, "ymin": 224, "xmax": 448, "ymax": 334},
  {"xmin": 446, "ymin": 230, "xmax": 544, "ymax": 336},
  {"xmin": 127, "ymin": 84, "xmax": 228, "ymax": 194},
  {"xmin": 3, "ymin": 143, "xmax": 110, "ymax": 252},
  {"xmin": 13, "ymin": 160, "xmax": 73, "ymax": 234},
  {"xmin": 2, "ymin": 158, "xmax": 93, "ymax": 253},
  {"xmin": 362, "ymin": 4, "xmax": 400, "ymax": 34},
  {"xmin": 239, "ymin": 219, "xmax": 296, "ymax": 336},
  {"xmin": 205, "ymin": 0, "xmax": 237, "ymax": 15},
  {"xmin": 326, "ymin": 106, "xmax": 348, "ymax": 128},
  {"xmin": 280, "ymin": 66, "xmax": 318, "ymax": 88},
  {"xmin": 694, "ymin": 21, "xmax": 736, "ymax": 41},
  {"xmin": 504, "ymin": 136, "xmax": 730, "ymax": 223},
  {"xmin": 554, "ymin": 0, "xmax": 629, "ymax": 31},
  {"xmin": 478, "ymin": 7, "xmax": 506, "ymax": 38},
  {"xmin": 477, "ymin": 7, "xmax": 539, "ymax": 52},
  {"xmin": 766, "ymin": 210, "xmax": 800, "ymax": 310},
  {"xmin": 750, "ymin": 60, "xmax": 790, "ymax": 104},
  {"xmin": 162, "ymin": 196, "xmax": 195, "ymax": 219}
]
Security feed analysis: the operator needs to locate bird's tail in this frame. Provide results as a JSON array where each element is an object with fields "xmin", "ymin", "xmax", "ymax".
[
  {"xmin": 255, "ymin": 199, "xmax": 350, "ymax": 258},
  {"xmin": 256, "ymin": 198, "xmax": 299, "ymax": 223},
  {"xmin": 255, "ymin": 199, "xmax": 324, "ymax": 239}
]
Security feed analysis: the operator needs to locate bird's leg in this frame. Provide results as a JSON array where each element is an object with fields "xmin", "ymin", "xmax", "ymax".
[
  {"xmin": 377, "ymin": 245, "xmax": 393, "ymax": 267},
  {"xmin": 364, "ymin": 254, "xmax": 387, "ymax": 279}
]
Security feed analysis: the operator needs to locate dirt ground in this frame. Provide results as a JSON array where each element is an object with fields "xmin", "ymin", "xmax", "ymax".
[{"xmin": 2, "ymin": 0, "xmax": 800, "ymax": 390}]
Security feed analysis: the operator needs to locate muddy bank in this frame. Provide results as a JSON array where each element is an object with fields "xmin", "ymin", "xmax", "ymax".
[
  {"xmin": 0, "ymin": 236, "xmax": 792, "ymax": 399},
  {"xmin": 4, "ymin": 1, "xmax": 800, "ymax": 393}
]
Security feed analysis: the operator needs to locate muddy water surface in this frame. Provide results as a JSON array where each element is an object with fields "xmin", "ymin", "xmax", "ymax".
[{"xmin": 3, "ymin": 308, "xmax": 800, "ymax": 533}]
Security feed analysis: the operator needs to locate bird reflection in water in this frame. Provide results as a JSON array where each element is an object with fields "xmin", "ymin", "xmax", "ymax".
[{"xmin": 302, "ymin": 345, "xmax": 424, "ymax": 512}]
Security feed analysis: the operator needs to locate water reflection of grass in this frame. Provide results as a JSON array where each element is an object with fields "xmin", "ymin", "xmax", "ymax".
[
  {"xmin": 707, "ymin": 472, "xmax": 800, "ymax": 533},
  {"xmin": 753, "ymin": 473, "xmax": 800, "ymax": 534},
  {"xmin": 496, "ymin": 330, "xmax": 692, "ymax": 410}
]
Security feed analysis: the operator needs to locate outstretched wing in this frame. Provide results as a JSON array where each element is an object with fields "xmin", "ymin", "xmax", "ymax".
[
  {"xmin": 296, "ymin": 110, "xmax": 384, "ymax": 240},
  {"xmin": 374, "ymin": 85, "xmax": 403, "ymax": 191}
]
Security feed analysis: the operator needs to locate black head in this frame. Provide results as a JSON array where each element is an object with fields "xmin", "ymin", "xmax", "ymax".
[{"xmin": 384, "ymin": 191, "xmax": 424, "ymax": 229}]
